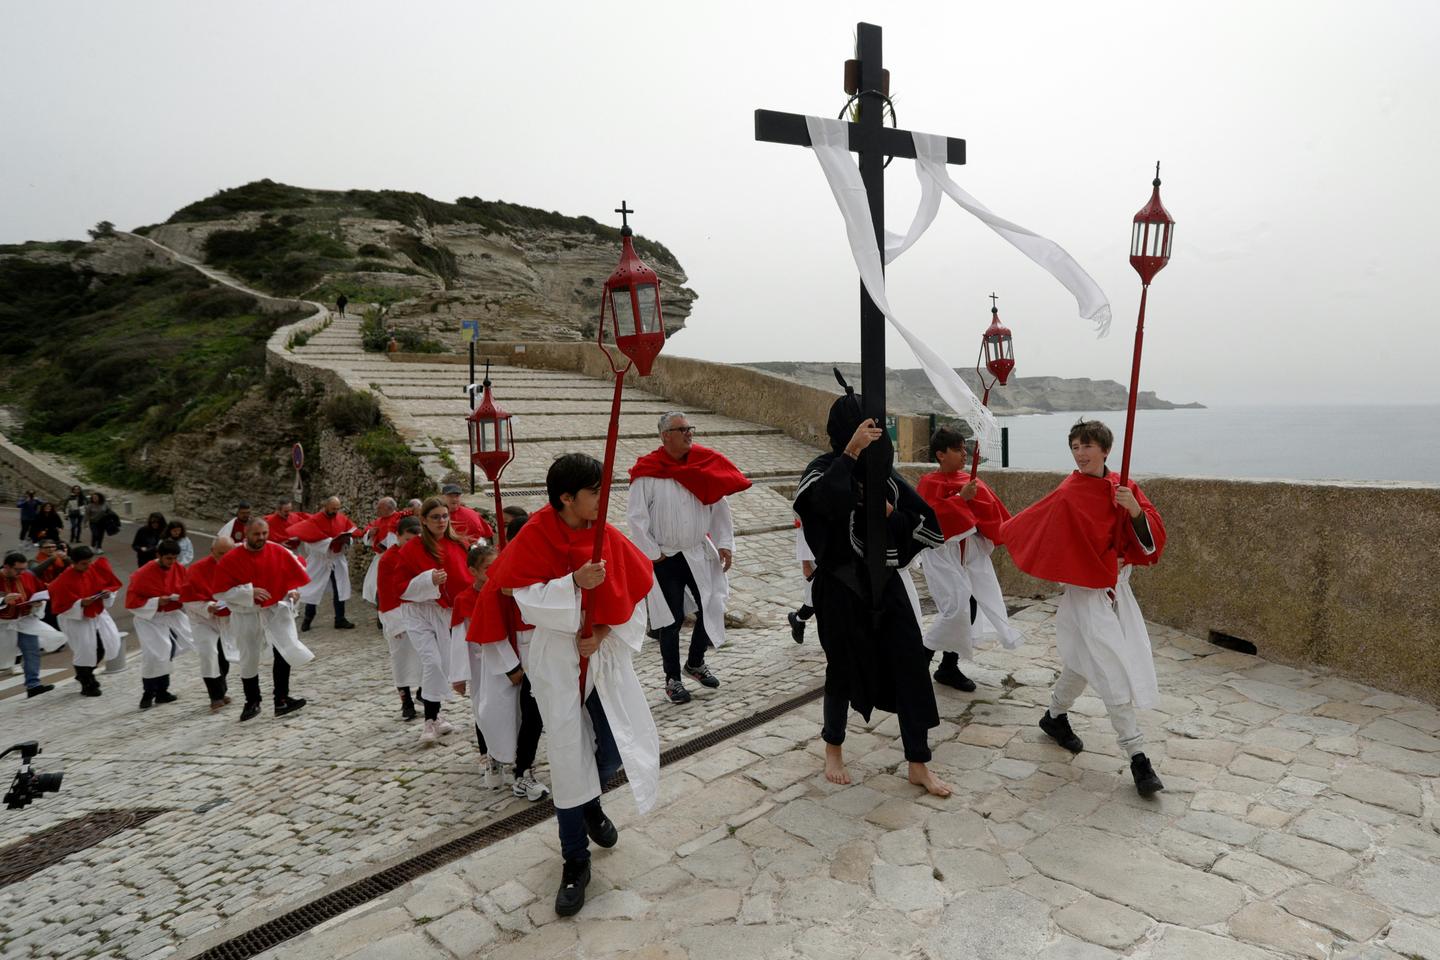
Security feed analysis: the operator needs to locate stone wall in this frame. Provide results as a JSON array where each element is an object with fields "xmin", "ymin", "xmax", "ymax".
[
  {"xmin": 896, "ymin": 466, "xmax": 1440, "ymax": 705},
  {"xmin": 391, "ymin": 342, "xmax": 935, "ymax": 462}
]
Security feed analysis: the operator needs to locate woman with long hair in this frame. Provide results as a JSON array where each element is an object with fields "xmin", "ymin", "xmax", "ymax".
[
  {"xmin": 132, "ymin": 512, "xmax": 167, "ymax": 568},
  {"xmin": 165, "ymin": 520, "xmax": 195, "ymax": 565},
  {"xmin": 30, "ymin": 502, "xmax": 65, "ymax": 544},
  {"xmin": 84, "ymin": 493, "xmax": 110, "ymax": 549},
  {"xmin": 393, "ymin": 497, "xmax": 474, "ymax": 743}
]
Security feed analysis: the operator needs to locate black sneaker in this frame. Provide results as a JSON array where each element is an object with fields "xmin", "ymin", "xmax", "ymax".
[
  {"xmin": 26, "ymin": 684, "xmax": 54, "ymax": 698},
  {"xmin": 275, "ymin": 697, "xmax": 307, "ymax": 717},
  {"xmin": 554, "ymin": 858, "xmax": 591, "ymax": 917},
  {"xmin": 933, "ymin": 661, "xmax": 977, "ymax": 692},
  {"xmin": 239, "ymin": 701, "xmax": 261, "ymax": 722},
  {"xmin": 788, "ymin": 611, "xmax": 806, "ymax": 643},
  {"xmin": 154, "ymin": 690, "xmax": 178, "ymax": 704},
  {"xmin": 584, "ymin": 807, "xmax": 618, "ymax": 849},
  {"xmin": 80, "ymin": 684, "xmax": 102, "ymax": 698},
  {"xmin": 300, "ymin": 618, "xmax": 313, "ymax": 633},
  {"xmin": 334, "ymin": 620, "xmax": 356, "ymax": 630},
  {"xmin": 684, "ymin": 662, "xmax": 719, "ymax": 688},
  {"xmin": 1131, "ymin": 753, "xmax": 1164, "ymax": 796},
  {"xmin": 1039, "ymin": 711, "xmax": 1084, "ymax": 754},
  {"xmin": 401, "ymin": 698, "xmax": 417, "ymax": 721},
  {"xmin": 139, "ymin": 692, "xmax": 154, "ymax": 710},
  {"xmin": 665, "ymin": 678, "xmax": 692, "ymax": 704}
]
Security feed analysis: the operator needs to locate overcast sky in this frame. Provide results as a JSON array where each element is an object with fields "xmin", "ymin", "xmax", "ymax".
[{"xmin": 4, "ymin": 1, "xmax": 1437, "ymax": 406}]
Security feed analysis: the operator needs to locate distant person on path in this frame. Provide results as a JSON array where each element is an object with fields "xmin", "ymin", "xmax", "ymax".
[
  {"xmin": 392, "ymin": 497, "xmax": 472, "ymax": 744},
  {"xmin": 49, "ymin": 545, "xmax": 126, "ymax": 696},
  {"xmin": 216, "ymin": 501, "xmax": 253, "ymax": 543},
  {"xmin": 16, "ymin": 492, "xmax": 40, "ymax": 543},
  {"xmin": 469, "ymin": 453, "xmax": 661, "ymax": 917},
  {"xmin": 336, "ymin": 293, "xmax": 348, "ymax": 317},
  {"xmin": 1000, "ymin": 419, "xmax": 1168, "ymax": 797},
  {"xmin": 182, "ymin": 536, "xmax": 240, "ymax": 712},
  {"xmin": 85, "ymin": 493, "xmax": 114, "ymax": 549},
  {"xmin": 376, "ymin": 515, "xmax": 423, "ymax": 721},
  {"xmin": 793, "ymin": 390, "xmax": 952, "ymax": 797},
  {"xmin": 441, "ymin": 484, "xmax": 494, "ymax": 545},
  {"xmin": 165, "ymin": 520, "xmax": 195, "ymax": 565},
  {"xmin": 64, "ymin": 485, "xmax": 87, "ymax": 543},
  {"xmin": 290, "ymin": 496, "xmax": 359, "ymax": 631},
  {"xmin": 132, "ymin": 512, "xmax": 167, "ymax": 568},
  {"xmin": 212, "ymin": 518, "xmax": 314, "ymax": 722},
  {"xmin": 1, "ymin": 550, "xmax": 58, "ymax": 697},
  {"xmin": 30, "ymin": 502, "xmax": 64, "ymax": 545},
  {"xmin": 627, "ymin": 412, "xmax": 750, "ymax": 704},
  {"xmin": 125, "ymin": 540, "xmax": 193, "ymax": 710},
  {"xmin": 915, "ymin": 427, "xmax": 1023, "ymax": 692}
]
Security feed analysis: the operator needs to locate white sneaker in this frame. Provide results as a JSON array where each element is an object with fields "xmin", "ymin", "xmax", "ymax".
[
  {"xmin": 435, "ymin": 716, "xmax": 455, "ymax": 735},
  {"xmin": 512, "ymin": 774, "xmax": 550, "ymax": 801},
  {"xmin": 482, "ymin": 757, "xmax": 501, "ymax": 789},
  {"xmin": 419, "ymin": 720, "xmax": 438, "ymax": 745}
]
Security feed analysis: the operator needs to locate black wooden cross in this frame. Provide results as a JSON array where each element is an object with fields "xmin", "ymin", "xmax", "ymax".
[
  {"xmin": 615, "ymin": 201, "xmax": 633, "ymax": 233},
  {"xmin": 756, "ymin": 21, "xmax": 967, "ymax": 604}
]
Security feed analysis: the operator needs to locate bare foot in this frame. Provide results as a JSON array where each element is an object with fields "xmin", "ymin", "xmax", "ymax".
[
  {"xmin": 908, "ymin": 762, "xmax": 952, "ymax": 798},
  {"xmin": 824, "ymin": 743, "xmax": 851, "ymax": 785}
]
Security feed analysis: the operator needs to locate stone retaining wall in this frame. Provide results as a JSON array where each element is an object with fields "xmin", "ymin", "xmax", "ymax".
[
  {"xmin": 390, "ymin": 342, "xmax": 935, "ymax": 462},
  {"xmin": 897, "ymin": 465, "xmax": 1440, "ymax": 704}
]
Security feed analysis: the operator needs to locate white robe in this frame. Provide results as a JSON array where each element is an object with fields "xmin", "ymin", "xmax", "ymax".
[
  {"xmin": 514, "ymin": 574, "xmax": 660, "ymax": 813},
  {"xmin": 183, "ymin": 600, "xmax": 240, "ymax": 679},
  {"xmin": 298, "ymin": 537, "xmax": 353, "ymax": 605},
  {"xmin": 130, "ymin": 597, "xmax": 195, "ymax": 679},
  {"xmin": 213, "ymin": 584, "xmax": 314, "ymax": 675},
  {"xmin": 0, "ymin": 592, "xmax": 66, "ymax": 665},
  {"xmin": 919, "ymin": 533, "xmax": 1023, "ymax": 657},
  {"xmin": 398, "ymin": 574, "xmax": 463, "ymax": 704},
  {"xmin": 795, "ymin": 524, "xmax": 815, "ymax": 607},
  {"xmin": 1055, "ymin": 564, "xmax": 1157, "ymax": 710},
  {"xmin": 466, "ymin": 621, "xmax": 524, "ymax": 764},
  {"xmin": 59, "ymin": 592, "xmax": 127, "ymax": 671},
  {"xmin": 378, "ymin": 607, "xmax": 421, "ymax": 689},
  {"xmin": 627, "ymin": 476, "xmax": 733, "ymax": 648},
  {"xmin": 361, "ymin": 530, "xmax": 397, "ymax": 605}
]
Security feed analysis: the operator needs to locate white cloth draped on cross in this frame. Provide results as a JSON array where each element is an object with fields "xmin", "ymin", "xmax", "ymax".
[{"xmin": 804, "ymin": 116, "xmax": 1112, "ymax": 456}]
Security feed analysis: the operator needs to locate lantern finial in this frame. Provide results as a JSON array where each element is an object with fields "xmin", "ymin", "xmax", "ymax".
[
  {"xmin": 615, "ymin": 200, "xmax": 634, "ymax": 237},
  {"xmin": 989, "ymin": 292, "xmax": 998, "ymax": 314},
  {"xmin": 1154, "ymin": 161, "xmax": 1161, "ymax": 186}
]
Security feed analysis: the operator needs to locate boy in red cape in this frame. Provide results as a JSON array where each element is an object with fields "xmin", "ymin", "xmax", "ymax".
[
  {"xmin": 212, "ymin": 517, "xmax": 315, "ymax": 722},
  {"xmin": 626, "ymin": 411, "xmax": 750, "ymax": 703},
  {"xmin": 183, "ymin": 536, "xmax": 242, "ymax": 712},
  {"xmin": 470, "ymin": 453, "xmax": 662, "ymax": 918},
  {"xmin": 999, "ymin": 419, "xmax": 1167, "ymax": 796},
  {"xmin": 126, "ymin": 539, "xmax": 195, "ymax": 710},
  {"xmin": 915, "ymin": 427, "xmax": 1024, "ymax": 693},
  {"xmin": 290, "ymin": 496, "xmax": 359, "ymax": 632},
  {"xmin": 49, "ymin": 545, "xmax": 126, "ymax": 696}
]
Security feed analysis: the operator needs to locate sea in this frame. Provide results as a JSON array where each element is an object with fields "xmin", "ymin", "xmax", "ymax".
[{"xmin": 989, "ymin": 405, "xmax": 1440, "ymax": 485}]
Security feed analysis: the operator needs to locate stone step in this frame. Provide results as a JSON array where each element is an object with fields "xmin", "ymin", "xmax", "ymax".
[
  {"xmin": 390, "ymin": 400, "xmax": 708, "ymax": 416},
  {"xmin": 412, "ymin": 412, "xmax": 779, "ymax": 443}
]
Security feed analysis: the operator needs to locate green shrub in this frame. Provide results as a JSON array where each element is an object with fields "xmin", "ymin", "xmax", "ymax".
[
  {"xmin": 322, "ymin": 390, "xmax": 382, "ymax": 435},
  {"xmin": 356, "ymin": 243, "xmax": 390, "ymax": 258},
  {"xmin": 167, "ymin": 179, "xmax": 314, "ymax": 223},
  {"xmin": 202, "ymin": 222, "xmax": 351, "ymax": 295}
]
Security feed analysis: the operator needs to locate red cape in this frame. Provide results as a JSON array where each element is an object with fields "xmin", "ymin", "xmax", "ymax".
[
  {"xmin": 264, "ymin": 512, "xmax": 300, "ymax": 543},
  {"xmin": 181, "ymin": 555, "xmax": 230, "ymax": 616},
  {"xmin": 915, "ymin": 470, "xmax": 1011, "ymax": 542},
  {"xmin": 288, "ymin": 511, "xmax": 358, "ymax": 545},
  {"xmin": 35, "ymin": 557, "xmax": 68, "ymax": 584},
  {"xmin": 392, "ymin": 536, "xmax": 473, "ymax": 609},
  {"xmin": 451, "ymin": 583, "xmax": 482, "ymax": 629},
  {"xmin": 0, "ymin": 570, "xmax": 45, "ymax": 621},
  {"xmin": 450, "ymin": 505, "xmax": 495, "ymax": 544},
  {"xmin": 50, "ymin": 557, "xmax": 123, "ymax": 618},
  {"xmin": 628, "ymin": 444, "xmax": 751, "ymax": 506},
  {"xmin": 376, "ymin": 546, "xmax": 410, "ymax": 614},
  {"xmin": 213, "ymin": 542, "xmax": 310, "ymax": 607},
  {"xmin": 1000, "ymin": 471, "xmax": 1165, "ymax": 589},
  {"xmin": 468, "ymin": 505, "xmax": 653, "ymax": 645},
  {"xmin": 126, "ymin": 560, "xmax": 187, "ymax": 612},
  {"xmin": 363, "ymin": 511, "xmax": 406, "ymax": 556}
]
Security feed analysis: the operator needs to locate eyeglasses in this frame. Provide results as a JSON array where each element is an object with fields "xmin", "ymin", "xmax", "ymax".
[
  {"xmin": 426, "ymin": 513, "xmax": 450, "ymax": 522},
  {"xmin": 664, "ymin": 427, "xmax": 696, "ymax": 437}
]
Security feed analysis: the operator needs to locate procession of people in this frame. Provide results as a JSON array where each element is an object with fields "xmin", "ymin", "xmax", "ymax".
[{"xmin": 2, "ymin": 400, "xmax": 1167, "ymax": 918}]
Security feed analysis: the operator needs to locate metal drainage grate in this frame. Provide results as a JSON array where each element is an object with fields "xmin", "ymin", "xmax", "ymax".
[
  {"xmin": 191, "ymin": 684, "xmax": 824, "ymax": 960},
  {"xmin": 0, "ymin": 808, "xmax": 169, "ymax": 888}
]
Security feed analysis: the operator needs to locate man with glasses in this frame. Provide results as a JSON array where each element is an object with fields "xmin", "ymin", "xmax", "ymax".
[{"xmin": 627, "ymin": 412, "xmax": 750, "ymax": 704}]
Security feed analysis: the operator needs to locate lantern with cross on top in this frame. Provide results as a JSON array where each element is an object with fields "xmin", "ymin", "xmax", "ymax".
[
  {"xmin": 466, "ymin": 360, "xmax": 515, "ymax": 547},
  {"xmin": 1118, "ymin": 163, "xmax": 1175, "ymax": 486},
  {"xmin": 970, "ymin": 293, "xmax": 1015, "ymax": 478}
]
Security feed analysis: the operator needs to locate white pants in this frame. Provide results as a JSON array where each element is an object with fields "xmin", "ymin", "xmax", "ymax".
[
  {"xmin": 1049, "ymin": 666, "xmax": 1144, "ymax": 757},
  {"xmin": 402, "ymin": 601, "xmax": 458, "ymax": 704}
]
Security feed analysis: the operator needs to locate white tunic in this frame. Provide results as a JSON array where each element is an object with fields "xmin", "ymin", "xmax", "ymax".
[
  {"xmin": 0, "ymin": 591, "xmax": 66, "ymax": 663},
  {"xmin": 183, "ymin": 600, "xmax": 240, "ymax": 679},
  {"xmin": 627, "ymin": 476, "xmax": 734, "ymax": 648},
  {"xmin": 361, "ymin": 530, "xmax": 397, "ymax": 605},
  {"xmin": 130, "ymin": 597, "xmax": 195, "ymax": 679},
  {"xmin": 1054, "ymin": 563, "xmax": 1157, "ymax": 710},
  {"xmin": 378, "ymin": 606, "xmax": 421, "ymax": 689},
  {"xmin": 212, "ymin": 584, "xmax": 315, "ymax": 670},
  {"xmin": 514, "ymin": 574, "xmax": 660, "ymax": 812},
  {"xmin": 466, "ymin": 615, "xmax": 524, "ymax": 764},
  {"xmin": 919, "ymin": 533, "xmax": 1023, "ymax": 657},
  {"xmin": 399, "ymin": 574, "xmax": 463, "ymax": 703},
  {"xmin": 298, "ymin": 536, "xmax": 353, "ymax": 605},
  {"xmin": 59, "ymin": 592, "xmax": 127, "ymax": 670},
  {"xmin": 795, "ymin": 524, "xmax": 815, "ymax": 606}
]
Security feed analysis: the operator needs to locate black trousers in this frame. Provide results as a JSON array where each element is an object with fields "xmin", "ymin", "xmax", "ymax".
[
  {"xmin": 653, "ymin": 553, "xmax": 711, "ymax": 679},
  {"xmin": 821, "ymin": 675, "xmax": 934, "ymax": 763},
  {"xmin": 304, "ymin": 569, "xmax": 345, "ymax": 624},
  {"xmin": 202, "ymin": 641, "xmax": 231, "ymax": 701},
  {"xmin": 514, "ymin": 674, "xmax": 543, "ymax": 777}
]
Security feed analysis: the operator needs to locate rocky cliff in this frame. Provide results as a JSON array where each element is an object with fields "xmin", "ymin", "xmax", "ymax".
[{"xmin": 743, "ymin": 361, "xmax": 1204, "ymax": 417}]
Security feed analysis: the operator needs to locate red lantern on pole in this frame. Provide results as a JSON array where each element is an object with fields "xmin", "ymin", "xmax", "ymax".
[
  {"xmin": 1118, "ymin": 163, "xmax": 1175, "ymax": 485},
  {"xmin": 466, "ymin": 361, "xmax": 515, "ymax": 547},
  {"xmin": 581, "ymin": 202, "xmax": 668, "ymax": 655},
  {"xmin": 970, "ymin": 294, "xmax": 1015, "ymax": 477}
]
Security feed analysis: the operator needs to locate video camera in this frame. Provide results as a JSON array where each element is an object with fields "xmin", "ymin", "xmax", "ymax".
[{"xmin": 3, "ymin": 742, "xmax": 63, "ymax": 810}]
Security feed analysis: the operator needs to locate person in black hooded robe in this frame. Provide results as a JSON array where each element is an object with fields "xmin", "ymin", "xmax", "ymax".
[{"xmin": 794, "ymin": 387, "xmax": 952, "ymax": 796}]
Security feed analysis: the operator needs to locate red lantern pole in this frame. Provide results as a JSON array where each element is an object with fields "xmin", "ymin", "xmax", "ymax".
[
  {"xmin": 1119, "ymin": 163, "xmax": 1174, "ymax": 486},
  {"xmin": 970, "ymin": 294, "xmax": 1015, "ymax": 479},
  {"xmin": 467, "ymin": 360, "xmax": 516, "ymax": 549}
]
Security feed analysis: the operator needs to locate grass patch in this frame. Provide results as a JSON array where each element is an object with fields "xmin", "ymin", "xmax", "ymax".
[
  {"xmin": 432, "ymin": 440, "xmax": 459, "ymax": 471},
  {"xmin": 311, "ymin": 280, "xmax": 414, "ymax": 308},
  {"xmin": 203, "ymin": 221, "xmax": 351, "ymax": 295}
]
